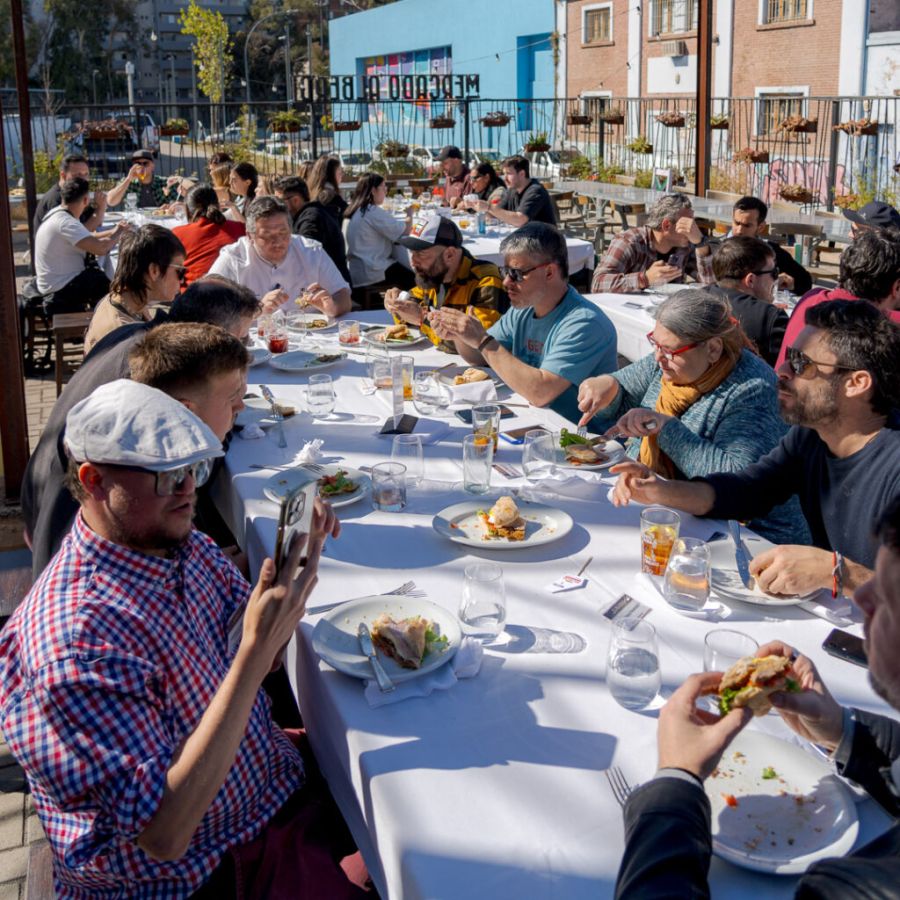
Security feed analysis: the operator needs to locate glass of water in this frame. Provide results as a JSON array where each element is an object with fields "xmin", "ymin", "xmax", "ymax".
[
  {"xmin": 462, "ymin": 433, "xmax": 493, "ymax": 494},
  {"xmin": 125, "ymin": 193, "xmax": 138, "ymax": 213},
  {"xmin": 391, "ymin": 433, "xmax": 424, "ymax": 486},
  {"xmin": 607, "ymin": 617, "xmax": 661, "ymax": 711},
  {"xmin": 371, "ymin": 461, "xmax": 407, "ymax": 512},
  {"xmin": 307, "ymin": 373, "xmax": 335, "ymax": 417},
  {"xmin": 663, "ymin": 538, "xmax": 711, "ymax": 611},
  {"xmin": 412, "ymin": 371, "xmax": 446, "ymax": 415},
  {"xmin": 522, "ymin": 431, "xmax": 558, "ymax": 484},
  {"xmin": 459, "ymin": 562, "xmax": 506, "ymax": 644},
  {"xmin": 703, "ymin": 629, "xmax": 759, "ymax": 673}
]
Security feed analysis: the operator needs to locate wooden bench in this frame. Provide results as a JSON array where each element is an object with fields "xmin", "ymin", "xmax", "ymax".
[
  {"xmin": 26, "ymin": 839, "xmax": 55, "ymax": 900},
  {"xmin": 51, "ymin": 311, "xmax": 93, "ymax": 396}
]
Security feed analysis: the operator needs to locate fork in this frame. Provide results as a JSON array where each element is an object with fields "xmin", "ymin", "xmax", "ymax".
[
  {"xmin": 306, "ymin": 580, "xmax": 422, "ymax": 615},
  {"xmin": 605, "ymin": 766, "xmax": 633, "ymax": 808},
  {"xmin": 259, "ymin": 384, "xmax": 287, "ymax": 449},
  {"xmin": 576, "ymin": 425, "xmax": 588, "ymax": 439}
]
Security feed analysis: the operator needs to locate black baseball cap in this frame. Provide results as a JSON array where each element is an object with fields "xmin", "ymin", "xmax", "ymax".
[
  {"xmin": 131, "ymin": 149, "xmax": 155, "ymax": 163},
  {"xmin": 437, "ymin": 145, "xmax": 463, "ymax": 161},
  {"xmin": 841, "ymin": 200, "xmax": 900, "ymax": 230},
  {"xmin": 397, "ymin": 215, "xmax": 463, "ymax": 251}
]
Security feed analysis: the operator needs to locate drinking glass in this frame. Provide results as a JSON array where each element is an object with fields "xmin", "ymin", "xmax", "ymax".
[
  {"xmin": 402, "ymin": 186, "xmax": 413, "ymax": 202},
  {"xmin": 472, "ymin": 403, "xmax": 500, "ymax": 451},
  {"xmin": 458, "ymin": 562, "xmax": 506, "ymax": 644},
  {"xmin": 607, "ymin": 618, "xmax": 661, "ymax": 711},
  {"xmin": 522, "ymin": 431, "xmax": 558, "ymax": 484},
  {"xmin": 366, "ymin": 345, "xmax": 392, "ymax": 391},
  {"xmin": 338, "ymin": 319, "xmax": 360, "ymax": 345},
  {"xmin": 398, "ymin": 355, "xmax": 415, "ymax": 401},
  {"xmin": 663, "ymin": 538, "xmax": 711, "ymax": 611},
  {"xmin": 307, "ymin": 373, "xmax": 335, "ymax": 417},
  {"xmin": 412, "ymin": 371, "xmax": 445, "ymax": 415},
  {"xmin": 371, "ymin": 461, "xmax": 407, "ymax": 512},
  {"xmin": 267, "ymin": 312, "xmax": 289, "ymax": 354},
  {"xmin": 124, "ymin": 193, "xmax": 138, "ymax": 213},
  {"xmin": 640, "ymin": 507, "xmax": 681, "ymax": 575},
  {"xmin": 391, "ymin": 433, "xmax": 424, "ymax": 486},
  {"xmin": 463, "ymin": 433, "xmax": 493, "ymax": 494},
  {"xmin": 703, "ymin": 630, "xmax": 759, "ymax": 674}
]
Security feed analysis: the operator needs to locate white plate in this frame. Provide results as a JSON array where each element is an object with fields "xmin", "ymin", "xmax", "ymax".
[
  {"xmin": 558, "ymin": 439, "xmax": 627, "ymax": 471},
  {"xmin": 268, "ymin": 349, "xmax": 347, "ymax": 372},
  {"xmin": 706, "ymin": 729, "xmax": 858, "ymax": 874},
  {"xmin": 263, "ymin": 465, "xmax": 371, "ymax": 508},
  {"xmin": 437, "ymin": 366, "xmax": 503, "ymax": 387},
  {"xmin": 235, "ymin": 395, "xmax": 298, "ymax": 429},
  {"xmin": 363, "ymin": 326, "xmax": 429, "ymax": 349},
  {"xmin": 710, "ymin": 535, "xmax": 816, "ymax": 606},
  {"xmin": 432, "ymin": 500, "xmax": 573, "ymax": 550},
  {"xmin": 312, "ymin": 596, "xmax": 461, "ymax": 683},
  {"xmin": 248, "ymin": 347, "xmax": 271, "ymax": 367},
  {"xmin": 287, "ymin": 312, "xmax": 337, "ymax": 333}
]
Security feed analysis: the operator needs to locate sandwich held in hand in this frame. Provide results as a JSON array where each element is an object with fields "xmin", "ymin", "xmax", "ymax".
[
  {"xmin": 478, "ymin": 496, "xmax": 525, "ymax": 541},
  {"xmin": 370, "ymin": 614, "xmax": 448, "ymax": 669},
  {"xmin": 454, "ymin": 368, "xmax": 490, "ymax": 385},
  {"xmin": 716, "ymin": 655, "xmax": 801, "ymax": 717}
]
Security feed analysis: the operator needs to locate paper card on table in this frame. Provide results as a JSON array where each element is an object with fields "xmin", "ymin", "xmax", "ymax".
[
  {"xmin": 602, "ymin": 593, "xmax": 651, "ymax": 623},
  {"xmin": 547, "ymin": 574, "xmax": 588, "ymax": 594},
  {"xmin": 390, "ymin": 356, "xmax": 403, "ymax": 428}
]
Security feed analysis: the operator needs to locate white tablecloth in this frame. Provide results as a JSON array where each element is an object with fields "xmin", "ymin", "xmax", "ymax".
[
  {"xmin": 217, "ymin": 312, "xmax": 891, "ymax": 900},
  {"xmin": 584, "ymin": 292, "xmax": 656, "ymax": 363}
]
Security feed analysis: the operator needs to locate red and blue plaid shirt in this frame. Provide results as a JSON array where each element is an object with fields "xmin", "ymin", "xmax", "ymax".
[{"xmin": 0, "ymin": 515, "xmax": 303, "ymax": 898}]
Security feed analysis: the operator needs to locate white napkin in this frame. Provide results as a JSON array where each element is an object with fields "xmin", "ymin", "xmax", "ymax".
[
  {"xmin": 364, "ymin": 637, "xmax": 484, "ymax": 707},
  {"xmin": 238, "ymin": 422, "xmax": 265, "ymax": 440},
  {"xmin": 524, "ymin": 468, "xmax": 613, "ymax": 502},
  {"xmin": 374, "ymin": 417, "xmax": 451, "ymax": 445},
  {"xmin": 448, "ymin": 379, "xmax": 497, "ymax": 405},
  {"xmin": 294, "ymin": 439, "xmax": 323, "ymax": 464}
]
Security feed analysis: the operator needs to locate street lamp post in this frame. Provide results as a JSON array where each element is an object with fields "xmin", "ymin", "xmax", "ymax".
[{"xmin": 91, "ymin": 69, "xmax": 99, "ymax": 107}]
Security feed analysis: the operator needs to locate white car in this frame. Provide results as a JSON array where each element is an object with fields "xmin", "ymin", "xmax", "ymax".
[
  {"xmin": 524, "ymin": 148, "xmax": 582, "ymax": 179},
  {"xmin": 407, "ymin": 146, "xmax": 444, "ymax": 174}
]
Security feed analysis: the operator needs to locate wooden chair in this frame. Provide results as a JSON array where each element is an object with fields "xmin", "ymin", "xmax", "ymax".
[
  {"xmin": 51, "ymin": 311, "xmax": 93, "ymax": 396},
  {"xmin": 20, "ymin": 300, "xmax": 53, "ymax": 373}
]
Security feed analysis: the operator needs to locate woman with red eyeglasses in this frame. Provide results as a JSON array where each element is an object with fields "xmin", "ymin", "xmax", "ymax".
[{"xmin": 577, "ymin": 288, "xmax": 809, "ymax": 544}]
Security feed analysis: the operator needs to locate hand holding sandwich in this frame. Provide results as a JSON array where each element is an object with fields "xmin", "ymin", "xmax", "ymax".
[{"xmin": 657, "ymin": 672, "xmax": 751, "ymax": 780}]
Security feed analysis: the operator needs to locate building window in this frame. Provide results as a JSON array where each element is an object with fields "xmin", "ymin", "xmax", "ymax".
[
  {"xmin": 583, "ymin": 5, "xmax": 612, "ymax": 43},
  {"xmin": 650, "ymin": 0, "xmax": 698, "ymax": 36},
  {"xmin": 757, "ymin": 92, "xmax": 804, "ymax": 135},
  {"xmin": 765, "ymin": 0, "xmax": 809, "ymax": 23}
]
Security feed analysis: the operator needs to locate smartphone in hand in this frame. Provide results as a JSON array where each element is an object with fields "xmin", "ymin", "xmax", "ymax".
[{"xmin": 273, "ymin": 480, "xmax": 318, "ymax": 576}]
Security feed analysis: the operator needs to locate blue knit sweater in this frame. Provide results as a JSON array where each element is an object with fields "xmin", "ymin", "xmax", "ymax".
[{"xmin": 592, "ymin": 350, "xmax": 811, "ymax": 545}]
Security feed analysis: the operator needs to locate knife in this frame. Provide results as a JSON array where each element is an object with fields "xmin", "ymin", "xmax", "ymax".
[
  {"xmin": 728, "ymin": 520, "xmax": 754, "ymax": 589},
  {"xmin": 259, "ymin": 384, "xmax": 287, "ymax": 449},
  {"xmin": 358, "ymin": 623, "xmax": 395, "ymax": 693}
]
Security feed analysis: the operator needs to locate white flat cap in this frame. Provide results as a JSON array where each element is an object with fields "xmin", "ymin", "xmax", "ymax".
[{"xmin": 65, "ymin": 379, "xmax": 224, "ymax": 471}]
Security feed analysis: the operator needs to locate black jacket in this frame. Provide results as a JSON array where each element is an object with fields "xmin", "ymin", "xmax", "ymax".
[
  {"xmin": 705, "ymin": 284, "xmax": 789, "ymax": 367},
  {"xmin": 771, "ymin": 240, "xmax": 813, "ymax": 297},
  {"xmin": 616, "ymin": 709, "xmax": 900, "ymax": 899},
  {"xmin": 291, "ymin": 201, "xmax": 351, "ymax": 285}
]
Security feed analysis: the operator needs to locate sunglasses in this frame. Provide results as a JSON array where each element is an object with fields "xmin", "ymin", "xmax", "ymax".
[
  {"xmin": 646, "ymin": 331, "xmax": 700, "ymax": 361},
  {"xmin": 499, "ymin": 262, "xmax": 552, "ymax": 283},
  {"xmin": 169, "ymin": 263, "xmax": 188, "ymax": 285},
  {"xmin": 107, "ymin": 459, "xmax": 213, "ymax": 496},
  {"xmin": 783, "ymin": 347, "xmax": 855, "ymax": 380},
  {"xmin": 753, "ymin": 265, "xmax": 780, "ymax": 278}
]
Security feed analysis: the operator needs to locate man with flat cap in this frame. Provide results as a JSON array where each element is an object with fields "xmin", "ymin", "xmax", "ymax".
[
  {"xmin": 437, "ymin": 145, "xmax": 472, "ymax": 207},
  {"xmin": 385, "ymin": 214, "xmax": 507, "ymax": 352},
  {"xmin": 0, "ymin": 381, "xmax": 369, "ymax": 898}
]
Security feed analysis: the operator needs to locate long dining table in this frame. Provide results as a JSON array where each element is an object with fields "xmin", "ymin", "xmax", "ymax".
[{"xmin": 215, "ymin": 310, "xmax": 892, "ymax": 899}]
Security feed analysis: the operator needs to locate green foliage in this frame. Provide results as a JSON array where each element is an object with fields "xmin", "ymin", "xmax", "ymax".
[
  {"xmin": 180, "ymin": 0, "xmax": 233, "ymax": 105},
  {"xmin": 525, "ymin": 131, "xmax": 550, "ymax": 150},
  {"xmin": 32, "ymin": 149, "xmax": 64, "ymax": 192},
  {"xmin": 627, "ymin": 136, "xmax": 652, "ymax": 154},
  {"xmin": 269, "ymin": 110, "xmax": 303, "ymax": 130},
  {"xmin": 633, "ymin": 169, "xmax": 653, "ymax": 189},
  {"xmin": 563, "ymin": 154, "xmax": 593, "ymax": 180},
  {"xmin": 370, "ymin": 158, "xmax": 425, "ymax": 177},
  {"xmin": 594, "ymin": 163, "xmax": 625, "ymax": 184}
]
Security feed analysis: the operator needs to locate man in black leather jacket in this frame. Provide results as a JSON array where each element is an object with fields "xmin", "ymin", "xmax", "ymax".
[{"xmin": 616, "ymin": 495, "xmax": 900, "ymax": 899}]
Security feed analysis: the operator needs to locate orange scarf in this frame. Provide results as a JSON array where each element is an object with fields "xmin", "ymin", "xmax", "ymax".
[{"xmin": 638, "ymin": 355, "xmax": 736, "ymax": 478}]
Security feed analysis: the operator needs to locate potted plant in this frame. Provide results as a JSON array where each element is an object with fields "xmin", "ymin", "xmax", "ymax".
[
  {"xmin": 378, "ymin": 139, "xmax": 409, "ymax": 159},
  {"xmin": 82, "ymin": 119, "xmax": 130, "ymax": 140},
  {"xmin": 832, "ymin": 192, "xmax": 862, "ymax": 209},
  {"xmin": 481, "ymin": 111, "xmax": 511, "ymax": 127},
  {"xmin": 733, "ymin": 147, "xmax": 769, "ymax": 164},
  {"xmin": 656, "ymin": 111, "xmax": 685, "ymax": 128},
  {"xmin": 778, "ymin": 114, "xmax": 818, "ymax": 134},
  {"xmin": 601, "ymin": 107, "xmax": 626, "ymax": 125},
  {"xmin": 627, "ymin": 135, "xmax": 653, "ymax": 154},
  {"xmin": 269, "ymin": 110, "xmax": 303, "ymax": 133},
  {"xmin": 524, "ymin": 132, "xmax": 551, "ymax": 153},
  {"xmin": 779, "ymin": 183, "xmax": 815, "ymax": 204},
  {"xmin": 832, "ymin": 118, "xmax": 878, "ymax": 137},
  {"xmin": 429, "ymin": 115, "xmax": 456, "ymax": 129},
  {"xmin": 710, "ymin": 114, "xmax": 730, "ymax": 130},
  {"xmin": 563, "ymin": 154, "xmax": 593, "ymax": 179},
  {"xmin": 333, "ymin": 120, "xmax": 362, "ymax": 132},
  {"xmin": 160, "ymin": 117, "xmax": 190, "ymax": 137},
  {"xmin": 567, "ymin": 112, "xmax": 593, "ymax": 126}
]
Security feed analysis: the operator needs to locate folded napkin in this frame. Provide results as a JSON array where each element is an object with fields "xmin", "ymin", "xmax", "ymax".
[
  {"xmin": 364, "ymin": 637, "xmax": 484, "ymax": 707},
  {"xmin": 294, "ymin": 439, "xmax": 323, "ymax": 465},
  {"xmin": 448, "ymin": 379, "xmax": 497, "ymax": 405},
  {"xmin": 238, "ymin": 422, "xmax": 265, "ymax": 440},
  {"xmin": 374, "ymin": 417, "xmax": 451, "ymax": 445},
  {"xmin": 523, "ymin": 468, "xmax": 613, "ymax": 502}
]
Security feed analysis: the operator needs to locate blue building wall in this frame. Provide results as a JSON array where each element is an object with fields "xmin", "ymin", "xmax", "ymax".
[{"xmin": 328, "ymin": 0, "xmax": 555, "ymax": 154}]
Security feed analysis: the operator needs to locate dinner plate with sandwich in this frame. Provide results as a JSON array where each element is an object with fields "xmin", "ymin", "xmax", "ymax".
[
  {"xmin": 432, "ymin": 495, "xmax": 573, "ymax": 549},
  {"xmin": 312, "ymin": 597, "xmax": 461, "ymax": 683},
  {"xmin": 704, "ymin": 654, "xmax": 858, "ymax": 873},
  {"xmin": 558, "ymin": 428, "xmax": 626, "ymax": 471},
  {"xmin": 438, "ymin": 366, "xmax": 502, "ymax": 387},
  {"xmin": 364, "ymin": 322, "xmax": 429, "ymax": 348}
]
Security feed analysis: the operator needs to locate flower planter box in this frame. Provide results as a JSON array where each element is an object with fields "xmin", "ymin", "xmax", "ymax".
[
  {"xmin": 525, "ymin": 142, "xmax": 551, "ymax": 153},
  {"xmin": 628, "ymin": 144, "xmax": 653, "ymax": 155},
  {"xmin": 429, "ymin": 118, "xmax": 456, "ymax": 129},
  {"xmin": 567, "ymin": 115, "xmax": 592, "ymax": 126},
  {"xmin": 601, "ymin": 113, "xmax": 625, "ymax": 125},
  {"xmin": 333, "ymin": 121, "xmax": 362, "ymax": 132},
  {"xmin": 833, "ymin": 119, "xmax": 878, "ymax": 137},
  {"xmin": 382, "ymin": 145, "xmax": 409, "ymax": 158},
  {"xmin": 780, "ymin": 187, "xmax": 815, "ymax": 204},
  {"xmin": 481, "ymin": 114, "xmax": 510, "ymax": 127},
  {"xmin": 657, "ymin": 114, "xmax": 685, "ymax": 128},
  {"xmin": 84, "ymin": 127, "xmax": 123, "ymax": 140},
  {"xmin": 160, "ymin": 126, "xmax": 189, "ymax": 137},
  {"xmin": 779, "ymin": 117, "xmax": 818, "ymax": 134},
  {"xmin": 270, "ymin": 123, "xmax": 301, "ymax": 134},
  {"xmin": 734, "ymin": 150, "xmax": 769, "ymax": 164},
  {"xmin": 710, "ymin": 120, "xmax": 730, "ymax": 130}
]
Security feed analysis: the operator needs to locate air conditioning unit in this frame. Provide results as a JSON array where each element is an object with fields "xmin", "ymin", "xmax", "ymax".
[{"xmin": 660, "ymin": 40, "xmax": 688, "ymax": 57}]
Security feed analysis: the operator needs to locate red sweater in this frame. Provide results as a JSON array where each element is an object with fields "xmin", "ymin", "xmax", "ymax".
[
  {"xmin": 172, "ymin": 218, "xmax": 245, "ymax": 286},
  {"xmin": 776, "ymin": 286, "xmax": 900, "ymax": 369}
]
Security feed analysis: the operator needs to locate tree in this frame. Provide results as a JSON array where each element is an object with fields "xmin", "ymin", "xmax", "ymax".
[{"xmin": 179, "ymin": 0, "xmax": 233, "ymax": 131}]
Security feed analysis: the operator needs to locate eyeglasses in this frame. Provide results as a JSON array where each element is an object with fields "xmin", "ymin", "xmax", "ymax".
[
  {"xmin": 169, "ymin": 263, "xmax": 187, "ymax": 285},
  {"xmin": 107, "ymin": 459, "xmax": 213, "ymax": 496},
  {"xmin": 782, "ymin": 347, "xmax": 855, "ymax": 380},
  {"xmin": 646, "ymin": 331, "xmax": 700, "ymax": 361},
  {"xmin": 753, "ymin": 265, "xmax": 779, "ymax": 279},
  {"xmin": 499, "ymin": 262, "xmax": 552, "ymax": 283}
]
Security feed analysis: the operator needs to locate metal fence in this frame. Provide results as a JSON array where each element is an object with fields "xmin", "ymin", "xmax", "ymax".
[{"xmin": 4, "ymin": 95, "xmax": 898, "ymax": 210}]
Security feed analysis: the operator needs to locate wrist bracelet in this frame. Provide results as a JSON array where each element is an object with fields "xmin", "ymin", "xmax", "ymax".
[
  {"xmin": 832, "ymin": 550, "xmax": 844, "ymax": 598},
  {"xmin": 477, "ymin": 334, "xmax": 496, "ymax": 353}
]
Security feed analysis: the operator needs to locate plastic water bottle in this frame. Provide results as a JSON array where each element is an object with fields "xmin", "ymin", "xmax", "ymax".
[{"xmin": 477, "ymin": 211, "xmax": 486, "ymax": 235}]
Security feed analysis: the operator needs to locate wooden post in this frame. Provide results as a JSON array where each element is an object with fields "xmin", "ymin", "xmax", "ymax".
[
  {"xmin": 10, "ymin": 0, "xmax": 37, "ymax": 260},
  {"xmin": 694, "ymin": 0, "xmax": 714, "ymax": 198}
]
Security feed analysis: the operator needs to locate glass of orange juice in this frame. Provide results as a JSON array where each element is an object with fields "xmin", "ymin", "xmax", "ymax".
[
  {"xmin": 472, "ymin": 403, "xmax": 500, "ymax": 451},
  {"xmin": 640, "ymin": 507, "xmax": 681, "ymax": 575}
]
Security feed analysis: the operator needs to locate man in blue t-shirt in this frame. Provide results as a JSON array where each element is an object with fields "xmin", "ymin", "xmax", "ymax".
[{"xmin": 428, "ymin": 222, "xmax": 617, "ymax": 423}]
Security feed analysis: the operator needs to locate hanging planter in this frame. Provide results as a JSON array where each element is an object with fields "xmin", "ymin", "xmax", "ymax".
[
  {"xmin": 779, "ymin": 184, "xmax": 815, "ymax": 204},
  {"xmin": 524, "ymin": 132, "xmax": 551, "ymax": 153},
  {"xmin": 379, "ymin": 140, "xmax": 409, "ymax": 158},
  {"xmin": 656, "ymin": 111, "xmax": 685, "ymax": 128},
  {"xmin": 160, "ymin": 118, "xmax": 190, "ymax": 137},
  {"xmin": 710, "ymin": 115, "xmax": 730, "ymax": 130},
  {"xmin": 333, "ymin": 120, "xmax": 362, "ymax": 132},
  {"xmin": 481, "ymin": 111, "xmax": 511, "ymax": 127},
  {"xmin": 601, "ymin": 109, "xmax": 625, "ymax": 125},
  {"xmin": 567, "ymin": 114, "xmax": 593, "ymax": 126},
  {"xmin": 82, "ymin": 120, "xmax": 130, "ymax": 140},
  {"xmin": 627, "ymin": 136, "xmax": 653, "ymax": 154},
  {"xmin": 833, "ymin": 118, "xmax": 878, "ymax": 137},
  {"xmin": 269, "ymin": 111, "xmax": 303, "ymax": 134},
  {"xmin": 778, "ymin": 115, "xmax": 818, "ymax": 134},
  {"xmin": 733, "ymin": 148, "xmax": 769, "ymax": 164},
  {"xmin": 429, "ymin": 116, "xmax": 456, "ymax": 129}
]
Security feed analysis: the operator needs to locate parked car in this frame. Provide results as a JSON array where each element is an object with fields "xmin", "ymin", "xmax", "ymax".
[
  {"xmin": 524, "ymin": 148, "xmax": 581, "ymax": 180},
  {"xmin": 407, "ymin": 145, "xmax": 444, "ymax": 175},
  {"xmin": 336, "ymin": 151, "xmax": 374, "ymax": 177}
]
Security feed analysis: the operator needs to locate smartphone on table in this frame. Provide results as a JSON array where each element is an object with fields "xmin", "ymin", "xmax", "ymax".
[
  {"xmin": 273, "ymin": 480, "xmax": 318, "ymax": 575},
  {"xmin": 454, "ymin": 405, "xmax": 517, "ymax": 425},
  {"xmin": 822, "ymin": 628, "xmax": 868, "ymax": 668},
  {"xmin": 499, "ymin": 425, "xmax": 550, "ymax": 445}
]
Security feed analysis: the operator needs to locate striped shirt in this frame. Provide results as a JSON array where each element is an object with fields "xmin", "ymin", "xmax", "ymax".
[{"xmin": 0, "ymin": 515, "xmax": 302, "ymax": 898}]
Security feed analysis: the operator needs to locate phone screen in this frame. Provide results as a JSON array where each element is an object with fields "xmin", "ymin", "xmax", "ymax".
[
  {"xmin": 454, "ymin": 406, "xmax": 516, "ymax": 425},
  {"xmin": 822, "ymin": 628, "xmax": 868, "ymax": 668},
  {"xmin": 500, "ymin": 424, "xmax": 550, "ymax": 444},
  {"xmin": 273, "ymin": 480, "xmax": 317, "ymax": 574}
]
